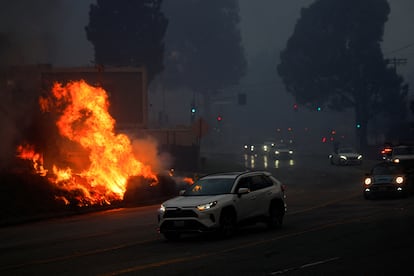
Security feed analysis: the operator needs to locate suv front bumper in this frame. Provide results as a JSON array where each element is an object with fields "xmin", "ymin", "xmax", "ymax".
[{"xmin": 158, "ymin": 207, "xmax": 220, "ymax": 234}]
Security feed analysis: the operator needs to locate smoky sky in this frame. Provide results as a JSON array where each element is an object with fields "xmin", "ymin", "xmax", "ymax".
[
  {"xmin": 1, "ymin": 1, "xmax": 412, "ymax": 73},
  {"xmin": 0, "ymin": 0, "xmax": 93, "ymax": 67},
  {"xmin": 1, "ymin": 0, "xmax": 413, "ymax": 151},
  {"xmin": 239, "ymin": 0, "xmax": 414, "ymax": 81}
]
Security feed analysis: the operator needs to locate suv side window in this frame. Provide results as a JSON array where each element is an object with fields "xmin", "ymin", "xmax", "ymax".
[
  {"xmin": 250, "ymin": 175, "xmax": 274, "ymax": 191},
  {"xmin": 249, "ymin": 175, "xmax": 263, "ymax": 191},
  {"xmin": 236, "ymin": 177, "xmax": 251, "ymax": 192},
  {"xmin": 261, "ymin": 175, "xmax": 274, "ymax": 188}
]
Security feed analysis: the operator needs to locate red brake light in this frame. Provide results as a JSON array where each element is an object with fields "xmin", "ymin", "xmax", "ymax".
[{"xmin": 381, "ymin": 148, "xmax": 392, "ymax": 154}]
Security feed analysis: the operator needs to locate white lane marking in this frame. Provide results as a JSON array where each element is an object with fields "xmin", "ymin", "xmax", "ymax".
[
  {"xmin": 300, "ymin": 257, "xmax": 340, "ymax": 268},
  {"xmin": 269, "ymin": 257, "xmax": 340, "ymax": 275}
]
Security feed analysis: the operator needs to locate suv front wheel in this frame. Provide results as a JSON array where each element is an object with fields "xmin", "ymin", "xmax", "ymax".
[
  {"xmin": 163, "ymin": 232, "xmax": 181, "ymax": 241},
  {"xmin": 219, "ymin": 209, "xmax": 237, "ymax": 238}
]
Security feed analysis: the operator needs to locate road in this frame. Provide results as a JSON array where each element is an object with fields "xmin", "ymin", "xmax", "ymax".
[{"xmin": 1, "ymin": 153, "xmax": 413, "ymax": 275}]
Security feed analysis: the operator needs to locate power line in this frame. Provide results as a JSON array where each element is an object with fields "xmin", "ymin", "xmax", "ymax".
[
  {"xmin": 384, "ymin": 42, "xmax": 414, "ymax": 56},
  {"xmin": 385, "ymin": 57, "xmax": 407, "ymax": 68}
]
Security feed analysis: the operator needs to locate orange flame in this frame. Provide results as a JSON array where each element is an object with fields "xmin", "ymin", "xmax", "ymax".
[
  {"xmin": 16, "ymin": 144, "xmax": 48, "ymax": 176},
  {"xmin": 183, "ymin": 177, "xmax": 194, "ymax": 185},
  {"xmin": 18, "ymin": 80, "xmax": 158, "ymax": 206}
]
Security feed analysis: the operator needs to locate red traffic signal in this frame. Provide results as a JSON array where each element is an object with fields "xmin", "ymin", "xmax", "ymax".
[{"xmin": 217, "ymin": 115, "xmax": 222, "ymax": 122}]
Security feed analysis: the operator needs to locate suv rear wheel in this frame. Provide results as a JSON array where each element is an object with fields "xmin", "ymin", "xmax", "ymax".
[{"xmin": 267, "ymin": 202, "xmax": 284, "ymax": 229}]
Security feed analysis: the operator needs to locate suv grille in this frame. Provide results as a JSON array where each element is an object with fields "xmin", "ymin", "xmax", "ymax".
[{"xmin": 164, "ymin": 209, "xmax": 198, "ymax": 218}]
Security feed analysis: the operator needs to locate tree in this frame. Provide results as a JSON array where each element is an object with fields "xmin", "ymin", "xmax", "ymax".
[
  {"xmin": 277, "ymin": 0, "xmax": 408, "ymax": 148},
  {"xmin": 85, "ymin": 0, "xmax": 168, "ymax": 83},
  {"xmin": 162, "ymin": 0, "xmax": 246, "ymax": 92}
]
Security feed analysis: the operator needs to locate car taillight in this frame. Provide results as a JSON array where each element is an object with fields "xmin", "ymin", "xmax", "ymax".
[{"xmin": 381, "ymin": 148, "xmax": 392, "ymax": 154}]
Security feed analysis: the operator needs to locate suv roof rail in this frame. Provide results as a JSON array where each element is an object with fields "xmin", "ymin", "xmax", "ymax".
[{"xmin": 199, "ymin": 170, "xmax": 272, "ymax": 179}]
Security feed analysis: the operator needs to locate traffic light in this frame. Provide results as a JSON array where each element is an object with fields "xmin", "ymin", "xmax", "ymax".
[
  {"xmin": 316, "ymin": 106, "xmax": 321, "ymax": 111},
  {"xmin": 356, "ymin": 123, "xmax": 361, "ymax": 129},
  {"xmin": 217, "ymin": 115, "xmax": 222, "ymax": 122},
  {"xmin": 191, "ymin": 107, "xmax": 196, "ymax": 114},
  {"xmin": 293, "ymin": 103, "xmax": 298, "ymax": 112}
]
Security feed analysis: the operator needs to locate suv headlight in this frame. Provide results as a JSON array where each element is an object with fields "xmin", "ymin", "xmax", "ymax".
[
  {"xmin": 340, "ymin": 155, "xmax": 347, "ymax": 160},
  {"xmin": 358, "ymin": 155, "xmax": 362, "ymax": 160},
  {"xmin": 364, "ymin": 177, "xmax": 372, "ymax": 185},
  {"xmin": 395, "ymin": 176, "xmax": 404, "ymax": 184},
  {"xmin": 159, "ymin": 204, "xmax": 166, "ymax": 212},
  {"xmin": 197, "ymin": 201, "xmax": 217, "ymax": 211}
]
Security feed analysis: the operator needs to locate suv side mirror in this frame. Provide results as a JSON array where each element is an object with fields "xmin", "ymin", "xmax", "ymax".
[{"xmin": 238, "ymin": 187, "xmax": 250, "ymax": 196}]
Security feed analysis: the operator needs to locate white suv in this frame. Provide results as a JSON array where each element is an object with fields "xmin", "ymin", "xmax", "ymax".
[{"xmin": 157, "ymin": 171, "xmax": 287, "ymax": 240}]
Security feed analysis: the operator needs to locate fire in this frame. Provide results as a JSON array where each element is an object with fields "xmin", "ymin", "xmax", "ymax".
[
  {"xmin": 17, "ymin": 80, "xmax": 158, "ymax": 206},
  {"xmin": 183, "ymin": 177, "xmax": 194, "ymax": 185},
  {"xmin": 16, "ymin": 144, "xmax": 48, "ymax": 176}
]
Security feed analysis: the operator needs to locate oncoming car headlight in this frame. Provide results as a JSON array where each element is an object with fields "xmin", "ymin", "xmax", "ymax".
[
  {"xmin": 395, "ymin": 176, "xmax": 404, "ymax": 184},
  {"xmin": 197, "ymin": 201, "xmax": 217, "ymax": 211},
  {"xmin": 358, "ymin": 155, "xmax": 362, "ymax": 160},
  {"xmin": 340, "ymin": 155, "xmax": 347, "ymax": 160},
  {"xmin": 364, "ymin": 177, "xmax": 372, "ymax": 185},
  {"xmin": 159, "ymin": 204, "xmax": 166, "ymax": 212}
]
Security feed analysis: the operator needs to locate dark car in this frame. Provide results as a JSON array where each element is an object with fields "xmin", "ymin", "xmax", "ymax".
[
  {"xmin": 243, "ymin": 143, "xmax": 260, "ymax": 156},
  {"xmin": 391, "ymin": 145, "xmax": 414, "ymax": 164},
  {"xmin": 329, "ymin": 147, "xmax": 362, "ymax": 165},
  {"xmin": 363, "ymin": 161, "xmax": 414, "ymax": 199},
  {"xmin": 380, "ymin": 142, "xmax": 393, "ymax": 161},
  {"xmin": 272, "ymin": 143, "xmax": 294, "ymax": 160}
]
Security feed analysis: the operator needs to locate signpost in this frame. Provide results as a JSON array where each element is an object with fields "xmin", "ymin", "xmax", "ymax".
[{"xmin": 191, "ymin": 117, "xmax": 209, "ymax": 171}]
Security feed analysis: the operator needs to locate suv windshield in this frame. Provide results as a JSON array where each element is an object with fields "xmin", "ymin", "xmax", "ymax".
[
  {"xmin": 338, "ymin": 148, "xmax": 355, "ymax": 153},
  {"xmin": 185, "ymin": 178, "xmax": 235, "ymax": 196},
  {"xmin": 372, "ymin": 164, "xmax": 404, "ymax": 175}
]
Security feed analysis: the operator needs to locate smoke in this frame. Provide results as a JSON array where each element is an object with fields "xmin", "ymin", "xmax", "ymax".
[
  {"xmin": 0, "ymin": 1, "xmax": 64, "ymax": 169},
  {"xmin": 0, "ymin": 0, "xmax": 64, "ymax": 67},
  {"xmin": 0, "ymin": 79, "xmax": 40, "ymax": 170},
  {"xmin": 132, "ymin": 136, "xmax": 172, "ymax": 174},
  {"xmin": 0, "ymin": 103, "xmax": 18, "ymax": 169}
]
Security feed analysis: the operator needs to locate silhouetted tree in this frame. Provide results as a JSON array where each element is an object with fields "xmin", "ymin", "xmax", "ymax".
[
  {"xmin": 277, "ymin": 0, "xmax": 408, "ymax": 148},
  {"xmin": 85, "ymin": 0, "xmax": 168, "ymax": 83},
  {"xmin": 162, "ymin": 0, "xmax": 246, "ymax": 93}
]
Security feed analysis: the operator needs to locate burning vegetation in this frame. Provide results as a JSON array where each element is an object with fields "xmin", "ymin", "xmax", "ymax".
[{"xmin": 14, "ymin": 80, "xmax": 166, "ymax": 208}]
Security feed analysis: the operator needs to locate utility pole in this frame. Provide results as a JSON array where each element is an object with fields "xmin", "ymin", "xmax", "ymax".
[{"xmin": 385, "ymin": 57, "xmax": 407, "ymax": 71}]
